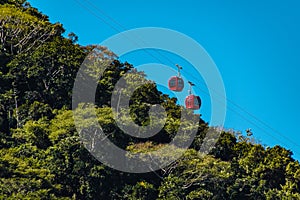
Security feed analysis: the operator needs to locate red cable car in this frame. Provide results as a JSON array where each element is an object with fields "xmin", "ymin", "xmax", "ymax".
[
  {"xmin": 185, "ymin": 94, "xmax": 201, "ymax": 110},
  {"xmin": 168, "ymin": 76, "xmax": 184, "ymax": 92},
  {"xmin": 168, "ymin": 64, "xmax": 184, "ymax": 92},
  {"xmin": 185, "ymin": 81, "xmax": 201, "ymax": 110}
]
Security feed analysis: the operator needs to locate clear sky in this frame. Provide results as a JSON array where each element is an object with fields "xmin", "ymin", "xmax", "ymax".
[{"xmin": 28, "ymin": 0, "xmax": 300, "ymax": 160}]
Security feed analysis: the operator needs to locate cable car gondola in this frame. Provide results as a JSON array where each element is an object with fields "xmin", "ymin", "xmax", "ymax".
[
  {"xmin": 185, "ymin": 81, "xmax": 201, "ymax": 110},
  {"xmin": 168, "ymin": 64, "xmax": 184, "ymax": 92}
]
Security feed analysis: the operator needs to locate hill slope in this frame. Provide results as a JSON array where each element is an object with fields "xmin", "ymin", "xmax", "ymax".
[{"xmin": 0, "ymin": 1, "xmax": 299, "ymax": 199}]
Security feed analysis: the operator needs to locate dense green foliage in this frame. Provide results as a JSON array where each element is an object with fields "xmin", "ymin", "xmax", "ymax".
[{"xmin": 0, "ymin": 1, "xmax": 299, "ymax": 199}]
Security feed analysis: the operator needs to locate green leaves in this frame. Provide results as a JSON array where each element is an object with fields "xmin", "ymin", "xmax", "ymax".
[
  {"xmin": 0, "ymin": 4, "xmax": 63, "ymax": 56},
  {"xmin": 0, "ymin": 1, "xmax": 300, "ymax": 199},
  {"xmin": 158, "ymin": 150, "xmax": 232, "ymax": 199}
]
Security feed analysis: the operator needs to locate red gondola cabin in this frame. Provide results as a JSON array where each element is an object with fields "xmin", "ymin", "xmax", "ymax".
[
  {"xmin": 168, "ymin": 76, "xmax": 184, "ymax": 92},
  {"xmin": 185, "ymin": 94, "xmax": 201, "ymax": 110}
]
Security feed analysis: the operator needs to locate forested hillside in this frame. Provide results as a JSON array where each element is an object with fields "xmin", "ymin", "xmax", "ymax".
[{"xmin": 0, "ymin": 1, "xmax": 299, "ymax": 199}]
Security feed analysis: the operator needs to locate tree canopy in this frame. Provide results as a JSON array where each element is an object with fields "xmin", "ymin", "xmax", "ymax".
[{"xmin": 0, "ymin": 1, "xmax": 299, "ymax": 199}]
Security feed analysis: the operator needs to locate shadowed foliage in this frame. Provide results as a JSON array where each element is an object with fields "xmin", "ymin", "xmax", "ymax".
[{"xmin": 0, "ymin": 1, "xmax": 299, "ymax": 199}]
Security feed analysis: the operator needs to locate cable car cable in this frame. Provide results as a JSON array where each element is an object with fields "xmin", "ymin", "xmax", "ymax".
[{"xmin": 73, "ymin": 0, "xmax": 300, "ymax": 157}]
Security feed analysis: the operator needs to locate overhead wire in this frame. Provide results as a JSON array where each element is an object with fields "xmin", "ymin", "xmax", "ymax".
[
  {"xmin": 73, "ymin": 0, "xmax": 166, "ymax": 64},
  {"xmin": 73, "ymin": 0, "xmax": 300, "ymax": 157},
  {"xmin": 181, "ymin": 67, "xmax": 300, "ymax": 150}
]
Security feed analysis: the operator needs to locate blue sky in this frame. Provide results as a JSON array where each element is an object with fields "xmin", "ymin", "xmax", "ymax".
[{"xmin": 28, "ymin": 0, "xmax": 300, "ymax": 159}]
